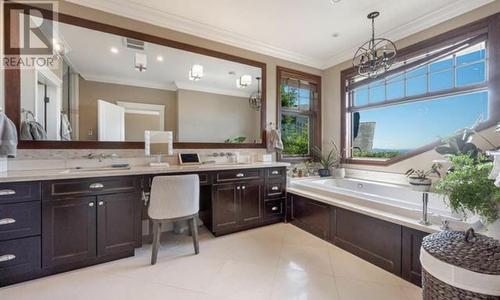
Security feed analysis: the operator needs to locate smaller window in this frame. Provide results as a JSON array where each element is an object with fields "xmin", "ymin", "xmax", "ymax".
[{"xmin": 277, "ymin": 67, "xmax": 321, "ymax": 160}]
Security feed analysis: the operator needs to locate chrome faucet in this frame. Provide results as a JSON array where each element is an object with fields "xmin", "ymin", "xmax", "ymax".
[
  {"xmin": 419, "ymin": 192, "xmax": 431, "ymax": 226},
  {"xmin": 84, "ymin": 152, "xmax": 118, "ymax": 162}
]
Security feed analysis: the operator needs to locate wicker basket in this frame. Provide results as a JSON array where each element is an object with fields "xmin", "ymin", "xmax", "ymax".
[{"xmin": 421, "ymin": 229, "xmax": 500, "ymax": 300}]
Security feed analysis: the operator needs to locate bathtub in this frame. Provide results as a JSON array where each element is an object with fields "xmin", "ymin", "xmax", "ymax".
[{"xmin": 288, "ymin": 177, "xmax": 481, "ymax": 232}]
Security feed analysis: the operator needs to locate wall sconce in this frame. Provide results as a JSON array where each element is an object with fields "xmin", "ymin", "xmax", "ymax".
[
  {"xmin": 237, "ymin": 75, "xmax": 252, "ymax": 88},
  {"xmin": 189, "ymin": 64, "xmax": 204, "ymax": 81}
]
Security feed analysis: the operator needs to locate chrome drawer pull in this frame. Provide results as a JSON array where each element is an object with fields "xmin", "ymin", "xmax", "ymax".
[
  {"xmin": 0, "ymin": 254, "xmax": 16, "ymax": 262},
  {"xmin": 271, "ymin": 186, "xmax": 279, "ymax": 191},
  {"xmin": 241, "ymin": 186, "xmax": 246, "ymax": 190},
  {"xmin": 271, "ymin": 170, "xmax": 279, "ymax": 175},
  {"xmin": 89, "ymin": 183, "xmax": 104, "ymax": 190},
  {"xmin": 0, "ymin": 218, "xmax": 16, "ymax": 225},
  {"xmin": 236, "ymin": 173, "xmax": 244, "ymax": 178},
  {"xmin": 271, "ymin": 206, "xmax": 279, "ymax": 211},
  {"xmin": 0, "ymin": 189, "xmax": 16, "ymax": 196}
]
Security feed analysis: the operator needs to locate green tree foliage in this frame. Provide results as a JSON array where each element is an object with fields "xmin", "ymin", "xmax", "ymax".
[{"xmin": 281, "ymin": 115, "xmax": 309, "ymax": 156}]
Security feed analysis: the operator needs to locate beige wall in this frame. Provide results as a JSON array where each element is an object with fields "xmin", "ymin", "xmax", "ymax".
[
  {"xmin": 78, "ymin": 77, "xmax": 177, "ymax": 141},
  {"xmin": 177, "ymin": 89, "xmax": 261, "ymax": 143},
  {"xmin": 323, "ymin": 1, "xmax": 500, "ymax": 174},
  {"xmin": 56, "ymin": 1, "xmax": 322, "ymax": 139}
]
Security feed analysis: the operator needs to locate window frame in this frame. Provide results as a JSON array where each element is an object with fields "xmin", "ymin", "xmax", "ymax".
[
  {"xmin": 276, "ymin": 66, "xmax": 321, "ymax": 162},
  {"xmin": 340, "ymin": 13, "xmax": 500, "ymax": 166}
]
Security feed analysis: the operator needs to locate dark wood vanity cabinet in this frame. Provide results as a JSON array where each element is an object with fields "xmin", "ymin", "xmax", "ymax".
[
  {"xmin": 41, "ymin": 177, "xmax": 142, "ymax": 272},
  {"xmin": 402, "ymin": 227, "xmax": 429, "ymax": 287}
]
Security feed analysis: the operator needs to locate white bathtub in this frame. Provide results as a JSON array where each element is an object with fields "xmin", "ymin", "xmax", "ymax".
[{"xmin": 289, "ymin": 177, "xmax": 481, "ymax": 232}]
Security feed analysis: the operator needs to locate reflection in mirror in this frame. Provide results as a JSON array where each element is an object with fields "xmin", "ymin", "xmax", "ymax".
[
  {"xmin": 145, "ymin": 131, "xmax": 173, "ymax": 156},
  {"xmin": 19, "ymin": 18, "xmax": 262, "ymax": 144}
]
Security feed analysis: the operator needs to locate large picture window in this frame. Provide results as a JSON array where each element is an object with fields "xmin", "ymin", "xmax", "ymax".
[
  {"xmin": 277, "ymin": 67, "xmax": 321, "ymax": 160},
  {"xmin": 341, "ymin": 16, "xmax": 500, "ymax": 165}
]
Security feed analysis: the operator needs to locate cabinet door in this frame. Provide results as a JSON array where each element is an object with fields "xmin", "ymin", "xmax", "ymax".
[
  {"xmin": 402, "ymin": 227, "xmax": 428, "ymax": 287},
  {"xmin": 213, "ymin": 184, "xmax": 239, "ymax": 230},
  {"xmin": 239, "ymin": 180, "xmax": 263, "ymax": 224},
  {"xmin": 290, "ymin": 194, "xmax": 330, "ymax": 240},
  {"xmin": 97, "ymin": 192, "xmax": 141, "ymax": 257},
  {"xmin": 42, "ymin": 196, "xmax": 96, "ymax": 268}
]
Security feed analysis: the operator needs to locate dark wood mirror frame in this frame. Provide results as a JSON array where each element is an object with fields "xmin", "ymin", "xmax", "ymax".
[{"xmin": 3, "ymin": 3, "xmax": 267, "ymax": 149}]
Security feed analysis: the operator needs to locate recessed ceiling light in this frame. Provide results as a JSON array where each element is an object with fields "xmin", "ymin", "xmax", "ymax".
[
  {"xmin": 110, "ymin": 47, "xmax": 119, "ymax": 54},
  {"xmin": 332, "ymin": 33, "xmax": 340, "ymax": 38},
  {"xmin": 156, "ymin": 56, "xmax": 164, "ymax": 62}
]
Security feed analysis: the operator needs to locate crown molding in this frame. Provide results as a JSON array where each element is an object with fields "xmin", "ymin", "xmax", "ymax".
[
  {"xmin": 81, "ymin": 73, "xmax": 177, "ymax": 91},
  {"xmin": 67, "ymin": 0, "xmax": 493, "ymax": 70},
  {"xmin": 321, "ymin": 0, "xmax": 495, "ymax": 69},
  {"xmin": 66, "ymin": 0, "xmax": 324, "ymax": 69}
]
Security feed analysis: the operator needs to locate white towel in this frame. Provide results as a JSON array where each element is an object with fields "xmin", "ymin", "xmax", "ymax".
[
  {"xmin": 489, "ymin": 156, "xmax": 500, "ymax": 187},
  {"xmin": 60, "ymin": 113, "xmax": 72, "ymax": 141},
  {"xmin": 0, "ymin": 112, "xmax": 18, "ymax": 158},
  {"xmin": 267, "ymin": 129, "xmax": 283, "ymax": 152}
]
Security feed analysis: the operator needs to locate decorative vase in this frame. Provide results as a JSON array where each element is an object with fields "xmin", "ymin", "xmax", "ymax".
[
  {"xmin": 318, "ymin": 168, "xmax": 330, "ymax": 177},
  {"xmin": 408, "ymin": 177, "xmax": 432, "ymax": 192},
  {"xmin": 333, "ymin": 168, "xmax": 346, "ymax": 178}
]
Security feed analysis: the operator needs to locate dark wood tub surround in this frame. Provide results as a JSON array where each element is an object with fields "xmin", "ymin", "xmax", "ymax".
[
  {"xmin": 0, "ymin": 166, "xmax": 287, "ymax": 287},
  {"xmin": 3, "ymin": 2, "xmax": 267, "ymax": 150},
  {"xmin": 287, "ymin": 193, "xmax": 429, "ymax": 287}
]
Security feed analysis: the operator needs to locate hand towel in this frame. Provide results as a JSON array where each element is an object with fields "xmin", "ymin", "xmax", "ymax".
[
  {"xmin": 0, "ymin": 112, "xmax": 18, "ymax": 157},
  {"xmin": 20, "ymin": 121, "xmax": 33, "ymax": 140},
  {"xmin": 267, "ymin": 129, "xmax": 283, "ymax": 152},
  {"xmin": 60, "ymin": 113, "xmax": 72, "ymax": 141},
  {"xmin": 29, "ymin": 121, "xmax": 47, "ymax": 141}
]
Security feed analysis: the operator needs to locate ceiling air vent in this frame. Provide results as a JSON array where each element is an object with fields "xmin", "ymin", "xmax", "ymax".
[{"xmin": 124, "ymin": 37, "xmax": 145, "ymax": 51}]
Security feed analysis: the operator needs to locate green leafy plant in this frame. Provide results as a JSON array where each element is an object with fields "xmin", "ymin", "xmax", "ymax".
[
  {"xmin": 281, "ymin": 115, "xmax": 309, "ymax": 156},
  {"xmin": 311, "ymin": 140, "xmax": 341, "ymax": 170},
  {"xmin": 405, "ymin": 163, "xmax": 441, "ymax": 180},
  {"xmin": 280, "ymin": 85, "xmax": 297, "ymax": 108},
  {"xmin": 224, "ymin": 136, "xmax": 246, "ymax": 143},
  {"xmin": 434, "ymin": 154, "xmax": 500, "ymax": 224}
]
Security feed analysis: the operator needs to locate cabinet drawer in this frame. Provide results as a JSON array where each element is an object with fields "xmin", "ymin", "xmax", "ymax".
[
  {"xmin": 264, "ymin": 199, "xmax": 283, "ymax": 217},
  {"xmin": 0, "ymin": 236, "xmax": 41, "ymax": 283},
  {"xmin": 216, "ymin": 169, "xmax": 261, "ymax": 182},
  {"xmin": 266, "ymin": 168, "xmax": 285, "ymax": 178},
  {"xmin": 0, "ymin": 202, "xmax": 40, "ymax": 241},
  {"xmin": 0, "ymin": 182, "xmax": 41, "ymax": 204},
  {"xmin": 43, "ymin": 176, "xmax": 139, "ymax": 199},
  {"xmin": 265, "ymin": 182, "xmax": 285, "ymax": 198}
]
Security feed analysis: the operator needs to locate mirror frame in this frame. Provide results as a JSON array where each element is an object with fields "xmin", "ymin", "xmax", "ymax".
[{"xmin": 4, "ymin": 3, "xmax": 267, "ymax": 149}]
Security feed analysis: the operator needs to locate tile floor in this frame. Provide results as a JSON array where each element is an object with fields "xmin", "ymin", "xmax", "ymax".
[{"xmin": 0, "ymin": 223, "xmax": 422, "ymax": 300}]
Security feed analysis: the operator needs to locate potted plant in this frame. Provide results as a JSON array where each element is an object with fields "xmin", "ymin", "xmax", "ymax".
[
  {"xmin": 405, "ymin": 163, "xmax": 441, "ymax": 192},
  {"xmin": 311, "ymin": 141, "xmax": 341, "ymax": 177},
  {"xmin": 435, "ymin": 154, "xmax": 500, "ymax": 240}
]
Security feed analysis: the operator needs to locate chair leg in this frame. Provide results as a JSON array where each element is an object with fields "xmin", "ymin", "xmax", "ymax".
[
  {"xmin": 189, "ymin": 217, "xmax": 199, "ymax": 254},
  {"xmin": 151, "ymin": 221, "xmax": 162, "ymax": 265}
]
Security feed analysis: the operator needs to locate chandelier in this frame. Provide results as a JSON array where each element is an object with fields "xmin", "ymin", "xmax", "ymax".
[
  {"xmin": 249, "ymin": 77, "xmax": 262, "ymax": 111},
  {"xmin": 353, "ymin": 12, "xmax": 397, "ymax": 78}
]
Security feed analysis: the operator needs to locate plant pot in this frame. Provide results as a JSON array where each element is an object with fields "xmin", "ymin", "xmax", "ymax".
[
  {"xmin": 408, "ymin": 177, "xmax": 432, "ymax": 192},
  {"xmin": 332, "ymin": 168, "xmax": 346, "ymax": 179},
  {"xmin": 318, "ymin": 169, "xmax": 331, "ymax": 177}
]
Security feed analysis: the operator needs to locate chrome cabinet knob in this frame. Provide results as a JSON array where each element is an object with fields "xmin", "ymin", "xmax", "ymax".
[
  {"xmin": 271, "ymin": 170, "xmax": 279, "ymax": 175},
  {"xmin": 0, "ymin": 218, "xmax": 16, "ymax": 226},
  {"xmin": 271, "ymin": 206, "xmax": 279, "ymax": 211},
  {"xmin": 98, "ymin": 201, "xmax": 104, "ymax": 206},
  {"xmin": 236, "ymin": 186, "xmax": 241, "ymax": 190},
  {"xmin": 271, "ymin": 186, "xmax": 279, "ymax": 191},
  {"xmin": 241, "ymin": 186, "xmax": 246, "ymax": 190},
  {"xmin": 0, "ymin": 254, "xmax": 16, "ymax": 262},
  {"xmin": 0, "ymin": 189, "xmax": 16, "ymax": 196},
  {"xmin": 236, "ymin": 173, "xmax": 244, "ymax": 178},
  {"xmin": 88, "ymin": 202, "xmax": 95, "ymax": 207},
  {"xmin": 89, "ymin": 183, "xmax": 104, "ymax": 190}
]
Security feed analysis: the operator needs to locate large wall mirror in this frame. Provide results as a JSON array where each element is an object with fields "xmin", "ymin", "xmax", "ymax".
[{"xmin": 5, "ymin": 5, "xmax": 266, "ymax": 149}]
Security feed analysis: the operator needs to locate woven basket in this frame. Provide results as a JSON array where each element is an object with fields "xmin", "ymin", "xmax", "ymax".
[{"xmin": 421, "ymin": 229, "xmax": 500, "ymax": 300}]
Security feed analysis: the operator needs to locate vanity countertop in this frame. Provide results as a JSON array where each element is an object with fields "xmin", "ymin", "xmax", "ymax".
[{"xmin": 0, "ymin": 162, "xmax": 290, "ymax": 183}]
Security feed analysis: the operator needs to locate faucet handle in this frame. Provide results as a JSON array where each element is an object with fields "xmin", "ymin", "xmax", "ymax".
[{"xmin": 441, "ymin": 219, "xmax": 450, "ymax": 230}]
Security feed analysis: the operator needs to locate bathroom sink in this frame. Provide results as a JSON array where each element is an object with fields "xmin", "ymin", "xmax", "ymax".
[{"xmin": 61, "ymin": 166, "xmax": 131, "ymax": 173}]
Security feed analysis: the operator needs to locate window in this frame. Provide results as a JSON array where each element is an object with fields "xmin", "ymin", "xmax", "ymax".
[
  {"xmin": 277, "ymin": 67, "xmax": 321, "ymax": 160},
  {"xmin": 341, "ymin": 20, "xmax": 500, "ymax": 165}
]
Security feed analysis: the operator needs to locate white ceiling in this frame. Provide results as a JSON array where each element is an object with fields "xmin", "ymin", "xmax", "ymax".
[
  {"xmin": 58, "ymin": 22, "xmax": 261, "ymax": 96},
  {"xmin": 67, "ymin": 0, "xmax": 493, "ymax": 69}
]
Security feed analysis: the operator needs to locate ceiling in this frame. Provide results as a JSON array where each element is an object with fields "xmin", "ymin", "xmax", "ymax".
[
  {"xmin": 58, "ymin": 22, "xmax": 261, "ymax": 96},
  {"xmin": 67, "ymin": 0, "xmax": 494, "ymax": 69}
]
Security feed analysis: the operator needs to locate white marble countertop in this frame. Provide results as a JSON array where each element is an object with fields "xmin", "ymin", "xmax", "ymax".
[{"xmin": 0, "ymin": 162, "xmax": 290, "ymax": 183}]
